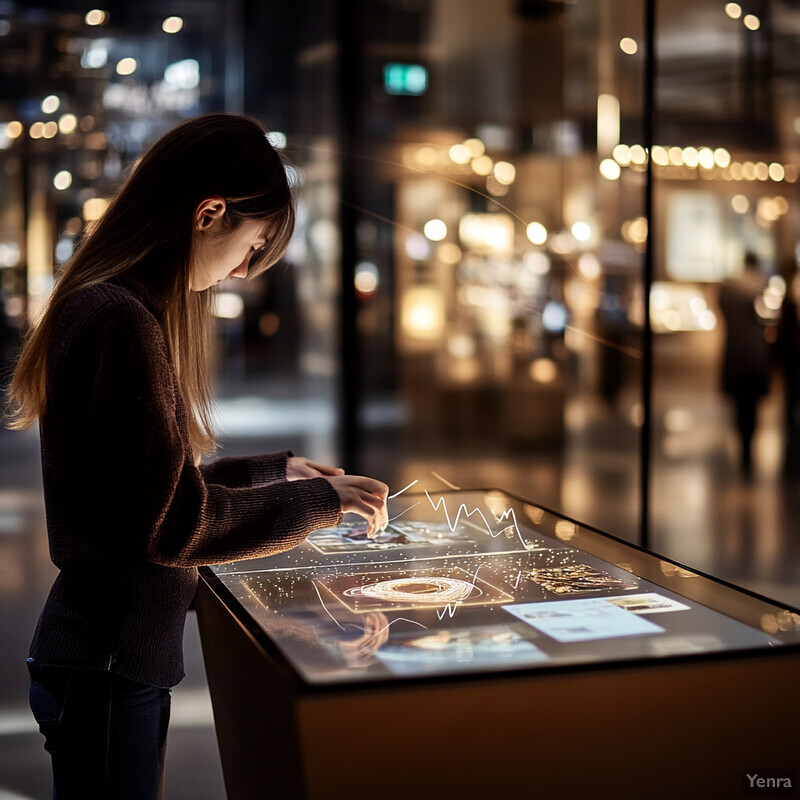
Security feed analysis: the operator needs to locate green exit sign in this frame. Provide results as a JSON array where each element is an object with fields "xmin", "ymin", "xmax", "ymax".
[{"xmin": 383, "ymin": 63, "xmax": 428, "ymax": 96}]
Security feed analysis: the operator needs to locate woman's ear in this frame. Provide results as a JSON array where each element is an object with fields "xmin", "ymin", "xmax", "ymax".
[{"xmin": 194, "ymin": 196, "xmax": 227, "ymax": 232}]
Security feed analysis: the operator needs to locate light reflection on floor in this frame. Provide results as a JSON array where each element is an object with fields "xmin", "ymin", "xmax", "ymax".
[{"xmin": 1, "ymin": 387, "xmax": 798, "ymax": 798}]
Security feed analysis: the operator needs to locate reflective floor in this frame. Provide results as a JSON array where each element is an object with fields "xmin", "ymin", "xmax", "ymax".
[{"xmin": 1, "ymin": 381, "xmax": 798, "ymax": 799}]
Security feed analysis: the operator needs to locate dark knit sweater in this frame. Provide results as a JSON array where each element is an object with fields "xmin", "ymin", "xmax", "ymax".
[{"xmin": 29, "ymin": 282, "xmax": 342, "ymax": 687}]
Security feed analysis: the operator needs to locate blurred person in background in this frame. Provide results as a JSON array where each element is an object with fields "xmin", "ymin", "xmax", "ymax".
[
  {"xmin": 718, "ymin": 251, "xmax": 772, "ymax": 478},
  {"xmin": 5, "ymin": 113, "xmax": 388, "ymax": 800}
]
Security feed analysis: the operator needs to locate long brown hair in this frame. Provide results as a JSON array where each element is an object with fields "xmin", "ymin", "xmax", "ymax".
[{"xmin": 6, "ymin": 113, "xmax": 295, "ymax": 456}]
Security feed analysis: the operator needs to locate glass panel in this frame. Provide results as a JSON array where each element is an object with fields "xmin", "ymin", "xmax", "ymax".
[
  {"xmin": 0, "ymin": 3, "xmax": 342, "ymax": 467},
  {"xmin": 350, "ymin": 0, "xmax": 648, "ymax": 543},
  {"xmin": 208, "ymin": 488, "xmax": 800, "ymax": 685},
  {"xmin": 650, "ymin": 0, "xmax": 800, "ymax": 597}
]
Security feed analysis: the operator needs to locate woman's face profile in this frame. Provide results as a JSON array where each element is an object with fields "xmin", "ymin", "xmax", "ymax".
[{"xmin": 189, "ymin": 198, "xmax": 267, "ymax": 292}]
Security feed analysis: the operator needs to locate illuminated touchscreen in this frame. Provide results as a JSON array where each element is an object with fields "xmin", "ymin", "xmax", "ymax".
[{"xmin": 209, "ymin": 488, "xmax": 800, "ymax": 684}]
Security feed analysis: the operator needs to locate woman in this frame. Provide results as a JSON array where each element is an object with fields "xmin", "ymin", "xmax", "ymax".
[{"xmin": 6, "ymin": 113, "xmax": 388, "ymax": 799}]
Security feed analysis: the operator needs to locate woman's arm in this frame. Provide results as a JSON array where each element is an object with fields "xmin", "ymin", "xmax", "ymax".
[{"xmin": 199, "ymin": 451, "xmax": 291, "ymax": 488}]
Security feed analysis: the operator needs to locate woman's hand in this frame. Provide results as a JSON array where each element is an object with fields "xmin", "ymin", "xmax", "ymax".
[
  {"xmin": 326, "ymin": 475, "xmax": 389, "ymax": 538},
  {"xmin": 286, "ymin": 456, "xmax": 345, "ymax": 481}
]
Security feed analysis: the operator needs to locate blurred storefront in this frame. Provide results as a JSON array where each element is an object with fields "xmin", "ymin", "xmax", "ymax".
[{"xmin": 2, "ymin": 0, "xmax": 799, "ymax": 548}]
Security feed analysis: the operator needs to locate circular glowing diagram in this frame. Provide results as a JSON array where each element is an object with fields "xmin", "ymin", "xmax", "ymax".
[{"xmin": 345, "ymin": 577, "xmax": 476, "ymax": 605}]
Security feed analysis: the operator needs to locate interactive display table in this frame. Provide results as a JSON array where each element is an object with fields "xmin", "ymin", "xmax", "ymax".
[{"xmin": 195, "ymin": 488, "xmax": 800, "ymax": 799}]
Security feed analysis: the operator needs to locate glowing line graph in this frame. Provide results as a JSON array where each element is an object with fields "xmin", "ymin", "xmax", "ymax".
[
  {"xmin": 434, "ymin": 562, "xmax": 487, "ymax": 620},
  {"xmin": 387, "ymin": 501, "xmax": 421, "ymax": 522},
  {"xmin": 436, "ymin": 604, "xmax": 459, "ymax": 620},
  {"xmin": 430, "ymin": 471, "xmax": 461, "ymax": 490},
  {"xmin": 375, "ymin": 617, "xmax": 428, "ymax": 636},
  {"xmin": 312, "ymin": 579, "xmax": 428, "ymax": 637},
  {"xmin": 422, "ymin": 490, "xmax": 530, "ymax": 551},
  {"xmin": 389, "ymin": 479, "xmax": 419, "ymax": 499}
]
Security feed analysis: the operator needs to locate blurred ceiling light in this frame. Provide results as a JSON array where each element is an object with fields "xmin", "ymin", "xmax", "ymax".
[
  {"xmin": 405, "ymin": 232, "xmax": 430, "ymax": 260},
  {"xmin": 6, "ymin": 120, "xmax": 23, "ymax": 138},
  {"xmin": 526, "ymin": 221, "xmax": 548, "ymax": 246},
  {"xmin": 730, "ymin": 162, "xmax": 744, "ymax": 180},
  {"xmin": 524, "ymin": 251, "xmax": 550, "ymax": 275},
  {"xmin": 29, "ymin": 121, "xmax": 45, "ymax": 139},
  {"xmin": 162, "ymin": 16, "xmax": 184, "ymax": 34},
  {"xmin": 438, "ymin": 242, "xmax": 462, "ymax": 264},
  {"xmin": 493, "ymin": 161, "xmax": 516, "ymax": 185},
  {"xmin": 58, "ymin": 113, "xmax": 78, "ymax": 134},
  {"xmin": 214, "ymin": 292, "xmax": 245, "ymax": 320},
  {"xmin": 769, "ymin": 162, "xmax": 785, "ymax": 181},
  {"xmin": 41, "ymin": 95, "xmax": 60, "ymax": 114},
  {"xmin": 651, "ymin": 146, "xmax": 668, "ymax": 166},
  {"xmin": 613, "ymin": 143, "xmax": 631, "ymax": 165},
  {"xmin": 549, "ymin": 231, "xmax": 576, "ymax": 255},
  {"xmin": 725, "ymin": 2, "xmax": 742, "ymax": 18},
  {"xmin": 785, "ymin": 164, "xmax": 798, "ymax": 183},
  {"xmin": 416, "ymin": 146, "xmax": 438, "ymax": 167},
  {"xmin": 698, "ymin": 147, "xmax": 715, "ymax": 169},
  {"xmin": 164, "ymin": 58, "xmax": 199, "ymax": 89},
  {"xmin": 401, "ymin": 286, "xmax": 444, "ymax": 340},
  {"xmin": 619, "ymin": 37, "xmax": 638, "ymax": 55},
  {"xmin": 448, "ymin": 143, "xmax": 471, "ymax": 165},
  {"xmin": 354, "ymin": 261, "xmax": 379, "ymax": 297},
  {"xmin": 622, "ymin": 217, "xmax": 648, "ymax": 245},
  {"xmin": 530, "ymin": 357, "xmax": 558, "ymax": 383},
  {"xmin": 714, "ymin": 147, "xmax": 731, "ymax": 168},
  {"xmin": 629, "ymin": 144, "xmax": 647, "ymax": 165},
  {"xmin": 774, "ymin": 196, "xmax": 789, "ymax": 215},
  {"xmin": 471, "ymin": 155, "xmax": 493, "ymax": 176},
  {"xmin": 116, "ymin": 58, "xmax": 138, "ymax": 76},
  {"xmin": 0, "ymin": 242, "xmax": 20, "ymax": 266},
  {"xmin": 628, "ymin": 217, "xmax": 648, "ymax": 244},
  {"xmin": 423, "ymin": 219, "xmax": 447, "ymax": 241},
  {"xmin": 485, "ymin": 176, "xmax": 509, "ymax": 197},
  {"xmin": 755, "ymin": 161, "xmax": 769, "ymax": 181},
  {"xmin": 668, "ymin": 146, "xmax": 683, "ymax": 166},
  {"xmin": 757, "ymin": 197, "xmax": 779, "ymax": 223},
  {"xmin": 85, "ymin": 9, "xmax": 108, "ymax": 26},
  {"xmin": 463, "ymin": 137, "xmax": 485, "ymax": 157},
  {"xmin": 571, "ymin": 221, "xmax": 592, "ymax": 242},
  {"xmin": 731, "ymin": 194, "xmax": 749, "ymax": 213},
  {"xmin": 82, "ymin": 41, "xmax": 108, "ymax": 69},
  {"xmin": 682, "ymin": 147, "xmax": 699, "ymax": 167},
  {"xmin": 542, "ymin": 302, "xmax": 568, "ymax": 332},
  {"xmin": 43, "ymin": 121, "xmax": 58, "ymax": 138},
  {"xmin": 743, "ymin": 14, "xmax": 760, "ymax": 30},
  {"xmin": 460, "ymin": 213, "xmax": 515, "ymax": 255},
  {"xmin": 599, "ymin": 158, "xmax": 621, "ymax": 180},
  {"xmin": 448, "ymin": 333, "xmax": 476, "ymax": 359},
  {"xmin": 83, "ymin": 197, "xmax": 109, "ymax": 221},
  {"xmin": 578, "ymin": 252, "xmax": 602, "ymax": 280},
  {"xmin": 596, "ymin": 93, "xmax": 620, "ymax": 154},
  {"xmin": 53, "ymin": 170, "xmax": 73, "ymax": 190}
]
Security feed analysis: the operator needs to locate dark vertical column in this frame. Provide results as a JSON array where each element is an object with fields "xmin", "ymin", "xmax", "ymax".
[
  {"xmin": 224, "ymin": 0, "xmax": 245, "ymax": 113},
  {"xmin": 640, "ymin": 0, "xmax": 656, "ymax": 551},
  {"xmin": 336, "ymin": 0, "xmax": 363, "ymax": 473}
]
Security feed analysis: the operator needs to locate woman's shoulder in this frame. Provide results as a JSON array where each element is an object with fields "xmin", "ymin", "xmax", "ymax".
[{"xmin": 58, "ymin": 282, "xmax": 161, "ymax": 334}]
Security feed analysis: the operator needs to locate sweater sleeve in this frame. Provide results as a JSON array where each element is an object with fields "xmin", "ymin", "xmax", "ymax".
[
  {"xmin": 199, "ymin": 451, "xmax": 291, "ymax": 488},
  {"xmin": 83, "ymin": 299, "xmax": 342, "ymax": 567}
]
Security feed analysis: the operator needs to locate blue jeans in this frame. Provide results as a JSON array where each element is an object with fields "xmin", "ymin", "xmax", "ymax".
[{"xmin": 28, "ymin": 664, "xmax": 171, "ymax": 800}]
